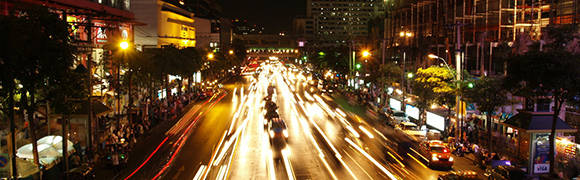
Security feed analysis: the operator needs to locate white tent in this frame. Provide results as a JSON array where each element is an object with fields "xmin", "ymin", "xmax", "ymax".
[
  {"xmin": 16, "ymin": 144, "xmax": 60, "ymax": 160},
  {"xmin": 14, "ymin": 135, "xmax": 76, "ymax": 178},
  {"xmin": 37, "ymin": 135, "xmax": 74, "ymax": 154}
]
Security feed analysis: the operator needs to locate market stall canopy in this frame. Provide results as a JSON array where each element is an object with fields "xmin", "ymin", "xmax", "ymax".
[
  {"xmin": 503, "ymin": 112, "xmax": 577, "ymax": 133},
  {"xmin": 17, "ymin": 144, "xmax": 60, "ymax": 160},
  {"xmin": 16, "ymin": 135, "xmax": 75, "ymax": 160},
  {"xmin": 37, "ymin": 135, "xmax": 75, "ymax": 153}
]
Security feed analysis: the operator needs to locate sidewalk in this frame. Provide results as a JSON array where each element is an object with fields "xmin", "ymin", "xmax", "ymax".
[{"xmin": 94, "ymin": 102, "xmax": 197, "ymax": 180}]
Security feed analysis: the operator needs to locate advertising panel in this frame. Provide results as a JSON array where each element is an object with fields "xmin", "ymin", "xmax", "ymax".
[
  {"xmin": 426, "ymin": 112, "xmax": 445, "ymax": 131},
  {"xmin": 533, "ymin": 133, "xmax": 550, "ymax": 174},
  {"xmin": 406, "ymin": 104, "xmax": 419, "ymax": 120},
  {"xmin": 389, "ymin": 98, "xmax": 401, "ymax": 111}
]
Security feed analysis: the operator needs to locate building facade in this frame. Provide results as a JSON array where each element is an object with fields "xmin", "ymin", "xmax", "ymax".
[
  {"xmin": 385, "ymin": 0, "xmax": 580, "ymax": 75},
  {"xmin": 132, "ymin": 0, "xmax": 196, "ymax": 49},
  {"xmin": 194, "ymin": 17, "xmax": 220, "ymax": 49},
  {"xmin": 306, "ymin": 0, "xmax": 385, "ymax": 46}
]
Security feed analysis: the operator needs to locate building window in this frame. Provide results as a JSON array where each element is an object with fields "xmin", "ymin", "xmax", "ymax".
[{"xmin": 536, "ymin": 99, "xmax": 551, "ymax": 112}]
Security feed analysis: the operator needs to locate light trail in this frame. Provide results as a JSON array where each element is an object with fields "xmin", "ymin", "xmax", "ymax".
[
  {"xmin": 343, "ymin": 148, "xmax": 374, "ymax": 179},
  {"xmin": 407, "ymin": 153, "xmax": 428, "ymax": 169},
  {"xmin": 359, "ymin": 126, "xmax": 374, "ymax": 139},
  {"xmin": 216, "ymin": 165, "xmax": 227, "ymax": 180},
  {"xmin": 282, "ymin": 148, "xmax": 295, "ymax": 180},
  {"xmin": 201, "ymin": 131, "xmax": 227, "ymax": 180},
  {"xmin": 409, "ymin": 147, "xmax": 428, "ymax": 162},
  {"xmin": 387, "ymin": 152, "xmax": 405, "ymax": 168},
  {"xmin": 345, "ymin": 137, "xmax": 398, "ymax": 180},
  {"xmin": 192, "ymin": 165, "xmax": 206, "ymax": 180},
  {"xmin": 346, "ymin": 125, "xmax": 361, "ymax": 138}
]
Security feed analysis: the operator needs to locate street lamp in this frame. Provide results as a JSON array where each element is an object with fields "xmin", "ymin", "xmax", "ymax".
[
  {"xmin": 207, "ymin": 52, "xmax": 215, "ymax": 60},
  {"xmin": 399, "ymin": 31, "xmax": 413, "ymax": 112},
  {"xmin": 427, "ymin": 54, "xmax": 453, "ymax": 74},
  {"xmin": 362, "ymin": 50, "xmax": 371, "ymax": 58},
  {"xmin": 119, "ymin": 41, "xmax": 129, "ymax": 50},
  {"xmin": 400, "ymin": 31, "xmax": 413, "ymax": 38},
  {"xmin": 228, "ymin": 50, "xmax": 234, "ymax": 55}
]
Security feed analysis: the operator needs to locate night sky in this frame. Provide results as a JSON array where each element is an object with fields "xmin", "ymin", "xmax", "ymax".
[{"xmin": 218, "ymin": 0, "xmax": 306, "ymax": 34}]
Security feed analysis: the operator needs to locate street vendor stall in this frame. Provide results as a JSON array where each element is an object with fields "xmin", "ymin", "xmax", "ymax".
[{"xmin": 502, "ymin": 111, "xmax": 577, "ymax": 175}]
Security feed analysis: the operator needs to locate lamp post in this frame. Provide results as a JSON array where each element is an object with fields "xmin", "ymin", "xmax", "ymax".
[
  {"xmin": 118, "ymin": 41, "xmax": 128, "ymax": 127},
  {"xmin": 428, "ymin": 54, "xmax": 453, "ymax": 74},
  {"xmin": 400, "ymin": 31, "xmax": 413, "ymax": 112},
  {"xmin": 427, "ymin": 53, "xmax": 463, "ymax": 139}
]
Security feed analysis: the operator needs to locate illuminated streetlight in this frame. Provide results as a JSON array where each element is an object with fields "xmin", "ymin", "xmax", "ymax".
[
  {"xmin": 207, "ymin": 53, "xmax": 214, "ymax": 60},
  {"xmin": 362, "ymin": 50, "xmax": 371, "ymax": 58},
  {"xmin": 427, "ymin": 53, "xmax": 453, "ymax": 75},
  {"xmin": 228, "ymin": 50, "xmax": 234, "ymax": 55},
  {"xmin": 119, "ymin": 41, "xmax": 129, "ymax": 50},
  {"xmin": 399, "ymin": 31, "xmax": 413, "ymax": 37}
]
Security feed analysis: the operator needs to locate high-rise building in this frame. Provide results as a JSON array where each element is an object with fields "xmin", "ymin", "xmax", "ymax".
[
  {"xmin": 232, "ymin": 19, "xmax": 265, "ymax": 35},
  {"xmin": 385, "ymin": 0, "xmax": 580, "ymax": 75},
  {"xmin": 307, "ymin": 0, "xmax": 385, "ymax": 46},
  {"xmin": 132, "ymin": 0, "xmax": 196, "ymax": 49},
  {"xmin": 292, "ymin": 16, "xmax": 315, "ymax": 40}
]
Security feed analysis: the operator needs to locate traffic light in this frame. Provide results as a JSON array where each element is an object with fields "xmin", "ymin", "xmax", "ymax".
[
  {"xmin": 355, "ymin": 63, "xmax": 362, "ymax": 70},
  {"xmin": 318, "ymin": 51, "xmax": 326, "ymax": 56},
  {"xmin": 407, "ymin": 72, "xmax": 414, "ymax": 78}
]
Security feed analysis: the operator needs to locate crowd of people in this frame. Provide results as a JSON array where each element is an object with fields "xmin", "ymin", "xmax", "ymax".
[{"xmin": 95, "ymin": 89, "xmax": 205, "ymax": 170}]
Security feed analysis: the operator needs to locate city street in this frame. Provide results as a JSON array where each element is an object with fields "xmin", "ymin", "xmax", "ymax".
[
  {"xmin": 4, "ymin": 1, "xmax": 580, "ymax": 179},
  {"xmin": 116, "ymin": 63, "xmax": 484, "ymax": 180}
]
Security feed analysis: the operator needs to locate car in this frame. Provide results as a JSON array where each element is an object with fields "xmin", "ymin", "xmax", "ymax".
[
  {"xmin": 396, "ymin": 122, "xmax": 427, "ymax": 141},
  {"xmin": 484, "ymin": 165, "xmax": 526, "ymax": 180},
  {"xmin": 419, "ymin": 140, "xmax": 454, "ymax": 169},
  {"xmin": 438, "ymin": 170, "xmax": 479, "ymax": 180},
  {"xmin": 390, "ymin": 110, "xmax": 410, "ymax": 124},
  {"xmin": 268, "ymin": 119, "xmax": 289, "ymax": 146}
]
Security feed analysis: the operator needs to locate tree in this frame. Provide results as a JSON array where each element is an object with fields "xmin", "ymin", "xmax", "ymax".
[
  {"xmin": 505, "ymin": 50, "xmax": 580, "ymax": 174},
  {"xmin": 0, "ymin": 5, "xmax": 77, "ymax": 175},
  {"xmin": 463, "ymin": 77, "xmax": 509, "ymax": 152},
  {"xmin": 375, "ymin": 62, "xmax": 402, "ymax": 107},
  {"xmin": 412, "ymin": 66, "xmax": 454, "ymax": 124},
  {"xmin": 505, "ymin": 24, "xmax": 580, "ymax": 174}
]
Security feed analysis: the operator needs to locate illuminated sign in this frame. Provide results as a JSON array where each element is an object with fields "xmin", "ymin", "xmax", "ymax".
[
  {"xmin": 389, "ymin": 98, "xmax": 401, "ymax": 111},
  {"xmin": 405, "ymin": 104, "xmax": 419, "ymax": 119},
  {"xmin": 426, "ymin": 112, "xmax": 445, "ymax": 131}
]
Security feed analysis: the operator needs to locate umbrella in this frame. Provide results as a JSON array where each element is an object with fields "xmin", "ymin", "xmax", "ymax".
[
  {"xmin": 17, "ymin": 143, "xmax": 60, "ymax": 160},
  {"xmin": 37, "ymin": 135, "xmax": 74, "ymax": 154}
]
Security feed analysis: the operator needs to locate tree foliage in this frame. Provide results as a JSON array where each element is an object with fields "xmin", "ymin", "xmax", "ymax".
[
  {"xmin": 0, "ymin": 5, "xmax": 78, "ymax": 171},
  {"xmin": 504, "ymin": 24, "xmax": 580, "ymax": 174},
  {"xmin": 411, "ymin": 66, "xmax": 454, "ymax": 122}
]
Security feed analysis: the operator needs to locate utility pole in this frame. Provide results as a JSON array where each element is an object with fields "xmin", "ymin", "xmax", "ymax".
[
  {"xmin": 454, "ymin": 21, "xmax": 464, "ymax": 140},
  {"xmin": 86, "ymin": 17, "xmax": 94, "ymax": 160}
]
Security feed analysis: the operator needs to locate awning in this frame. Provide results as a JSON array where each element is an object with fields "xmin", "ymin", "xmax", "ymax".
[{"xmin": 502, "ymin": 112, "xmax": 577, "ymax": 133}]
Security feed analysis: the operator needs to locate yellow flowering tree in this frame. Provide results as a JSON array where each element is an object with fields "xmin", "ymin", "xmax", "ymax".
[{"xmin": 412, "ymin": 66, "xmax": 455, "ymax": 125}]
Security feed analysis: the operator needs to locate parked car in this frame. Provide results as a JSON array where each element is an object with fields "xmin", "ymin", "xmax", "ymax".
[
  {"xmin": 390, "ymin": 110, "xmax": 410, "ymax": 125},
  {"xmin": 396, "ymin": 122, "xmax": 426, "ymax": 141}
]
